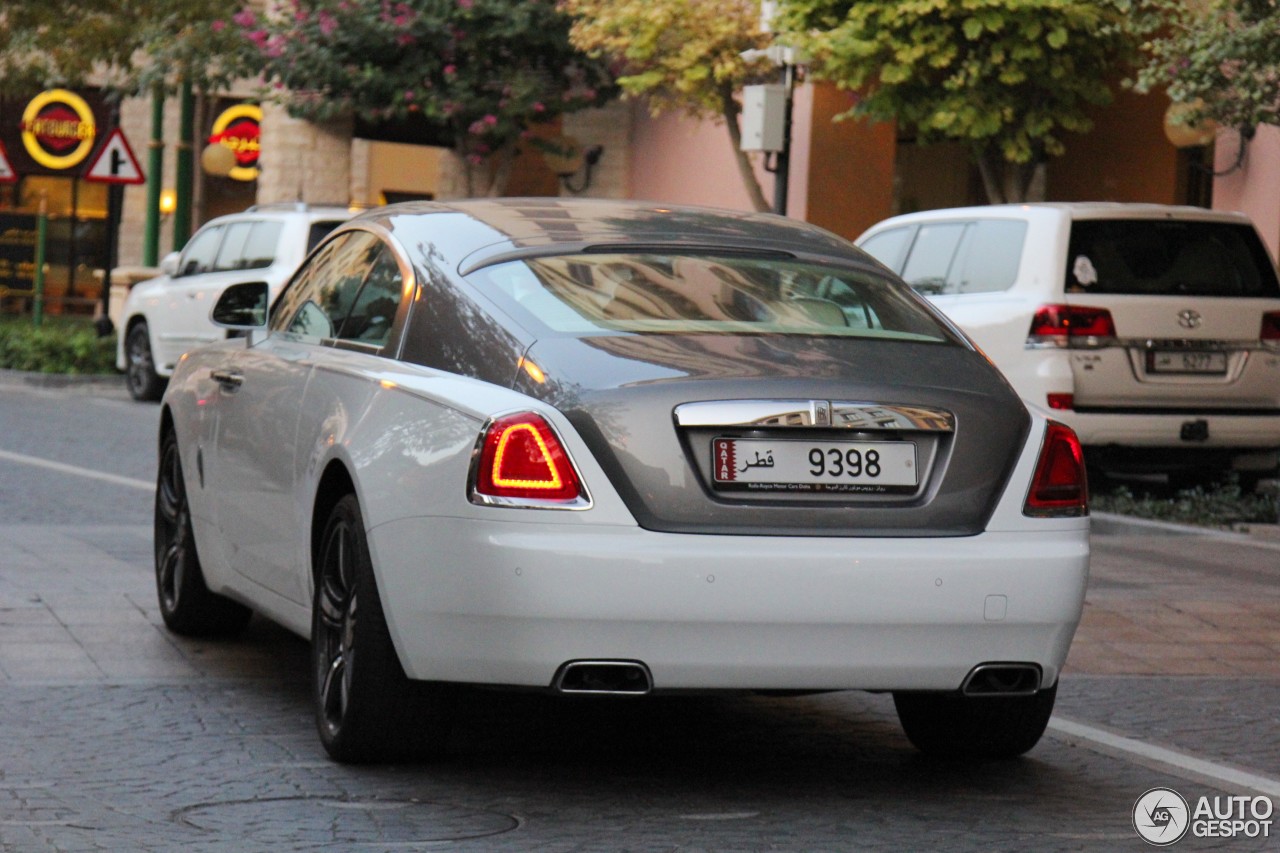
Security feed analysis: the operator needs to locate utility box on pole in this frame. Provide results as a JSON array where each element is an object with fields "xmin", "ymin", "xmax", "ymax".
[{"xmin": 740, "ymin": 84, "xmax": 787, "ymax": 152}]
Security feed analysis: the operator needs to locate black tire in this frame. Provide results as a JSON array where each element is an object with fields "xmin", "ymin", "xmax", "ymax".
[
  {"xmin": 312, "ymin": 494, "xmax": 453, "ymax": 763},
  {"xmin": 125, "ymin": 322, "xmax": 166, "ymax": 402},
  {"xmin": 154, "ymin": 430, "xmax": 253, "ymax": 637},
  {"xmin": 893, "ymin": 682, "xmax": 1058, "ymax": 760}
]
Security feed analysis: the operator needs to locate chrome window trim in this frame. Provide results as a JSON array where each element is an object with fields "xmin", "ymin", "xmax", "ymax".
[{"xmin": 673, "ymin": 400, "xmax": 955, "ymax": 432}]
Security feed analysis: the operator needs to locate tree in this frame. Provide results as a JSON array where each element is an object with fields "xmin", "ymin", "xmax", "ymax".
[
  {"xmin": 774, "ymin": 0, "xmax": 1140, "ymax": 203},
  {"xmin": 229, "ymin": 0, "xmax": 616, "ymax": 197},
  {"xmin": 0, "ymin": 0, "xmax": 243, "ymax": 97},
  {"xmin": 561, "ymin": 0, "xmax": 775, "ymax": 212},
  {"xmin": 1134, "ymin": 0, "xmax": 1280, "ymax": 136}
]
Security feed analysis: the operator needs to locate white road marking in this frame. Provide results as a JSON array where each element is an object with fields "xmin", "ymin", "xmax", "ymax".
[
  {"xmin": 1049, "ymin": 716, "xmax": 1280, "ymax": 798},
  {"xmin": 0, "ymin": 448, "xmax": 152, "ymax": 492}
]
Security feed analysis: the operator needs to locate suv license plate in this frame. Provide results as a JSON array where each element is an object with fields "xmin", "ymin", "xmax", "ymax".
[
  {"xmin": 1147, "ymin": 351, "xmax": 1228, "ymax": 375},
  {"xmin": 712, "ymin": 438, "xmax": 917, "ymax": 493}
]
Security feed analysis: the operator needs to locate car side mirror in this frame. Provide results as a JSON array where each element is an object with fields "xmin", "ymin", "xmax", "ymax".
[
  {"xmin": 160, "ymin": 251, "xmax": 181, "ymax": 277},
  {"xmin": 211, "ymin": 282, "xmax": 269, "ymax": 330}
]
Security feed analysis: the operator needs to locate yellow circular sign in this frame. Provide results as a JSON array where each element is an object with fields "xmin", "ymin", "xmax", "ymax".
[
  {"xmin": 21, "ymin": 89, "xmax": 97, "ymax": 170},
  {"xmin": 210, "ymin": 103, "xmax": 262, "ymax": 181}
]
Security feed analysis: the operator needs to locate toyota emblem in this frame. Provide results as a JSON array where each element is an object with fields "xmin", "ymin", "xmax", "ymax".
[{"xmin": 1177, "ymin": 309, "xmax": 1202, "ymax": 329}]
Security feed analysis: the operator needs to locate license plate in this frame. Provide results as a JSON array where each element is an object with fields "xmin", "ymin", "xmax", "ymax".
[
  {"xmin": 1146, "ymin": 350, "xmax": 1228, "ymax": 375},
  {"xmin": 711, "ymin": 438, "xmax": 918, "ymax": 493}
]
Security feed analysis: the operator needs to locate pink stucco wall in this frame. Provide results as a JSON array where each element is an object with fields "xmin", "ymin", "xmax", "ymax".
[
  {"xmin": 628, "ymin": 101, "xmax": 786, "ymax": 213},
  {"xmin": 1213, "ymin": 125, "xmax": 1280, "ymax": 263}
]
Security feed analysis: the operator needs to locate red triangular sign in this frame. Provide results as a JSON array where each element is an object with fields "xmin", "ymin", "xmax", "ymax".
[
  {"xmin": 0, "ymin": 140, "xmax": 16, "ymax": 184},
  {"xmin": 84, "ymin": 129, "xmax": 145, "ymax": 185}
]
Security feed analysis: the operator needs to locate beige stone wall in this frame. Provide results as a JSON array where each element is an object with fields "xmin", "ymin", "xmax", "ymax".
[
  {"xmin": 559, "ymin": 102, "xmax": 632, "ymax": 199},
  {"xmin": 256, "ymin": 103, "xmax": 352, "ymax": 206}
]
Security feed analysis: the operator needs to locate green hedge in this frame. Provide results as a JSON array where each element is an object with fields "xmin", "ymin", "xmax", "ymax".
[{"xmin": 0, "ymin": 316, "xmax": 118, "ymax": 375}]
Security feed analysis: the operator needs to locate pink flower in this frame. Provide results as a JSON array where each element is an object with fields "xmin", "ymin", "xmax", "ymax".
[
  {"xmin": 443, "ymin": 64, "xmax": 457, "ymax": 76},
  {"xmin": 404, "ymin": 90, "xmax": 415, "ymax": 101},
  {"xmin": 396, "ymin": 33, "xmax": 415, "ymax": 46},
  {"xmin": 211, "ymin": 20, "xmax": 226, "ymax": 32},
  {"xmin": 232, "ymin": 9, "xmax": 256, "ymax": 27},
  {"xmin": 318, "ymin": 11, "xmax": 338, "ymax": 35},
  {"xmin": 483, "ymin": 114, "xmax": 497, "ymax": 125},
  {"xmin": 247, "ymin": 29, "xmax": 269, "ymax": 48},
  {"xmin": 458, "ymin": 0, "xmax": 473, "ymax": 8},
  {"xmin": 532, "ymin": 101, "xmax": 545, "ymax": 113}
]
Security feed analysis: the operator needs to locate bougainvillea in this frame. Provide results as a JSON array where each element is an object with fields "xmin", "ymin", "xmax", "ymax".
[
  {"xmin": 227, "ymin": 0, "xmax": 616, "ymax": 195},
  {"xmin": 1135, "ymin": 0, "xmax": 1280, "ymax": 134}
]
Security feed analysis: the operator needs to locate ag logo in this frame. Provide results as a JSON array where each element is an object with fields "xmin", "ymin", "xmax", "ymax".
[
  {"xmin": 1134, "ymin": 787, "xmax": 1190, "ymax": 846},
  {"xmin": 20, "ymin": 89, "xmax": 97, "ymax": 170}
]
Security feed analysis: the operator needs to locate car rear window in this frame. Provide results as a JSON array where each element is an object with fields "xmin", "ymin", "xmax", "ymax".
[
  {"xmin": 1067, "ymin": 219, "xmax": 1280, "ymax": 297},
  {"xmin": 466, "ymin": 253, "xmax": 958, "ymax": 344},
  {"xmin": 308, "ymin": 221, "xmax": 346, "ymax": 252}
]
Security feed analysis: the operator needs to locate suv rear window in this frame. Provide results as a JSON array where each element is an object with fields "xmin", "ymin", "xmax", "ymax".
[{"xmin": 1067, "ymin": 219, "xmax": 1280, "ymax": 298}]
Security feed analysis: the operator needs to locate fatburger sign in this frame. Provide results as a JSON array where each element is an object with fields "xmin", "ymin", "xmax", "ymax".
[{"xmin": 20, "ymin": 89, "xmax": 97, "ymax": 170}]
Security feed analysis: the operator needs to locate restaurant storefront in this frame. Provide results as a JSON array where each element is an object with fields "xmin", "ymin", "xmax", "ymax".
[{"xmin": 0, "ymin": 88, "xmax": 113, "ymax": 314}]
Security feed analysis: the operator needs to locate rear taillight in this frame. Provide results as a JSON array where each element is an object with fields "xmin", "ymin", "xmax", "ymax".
[
  {"xmin": 1023, "ymin": 421, "xmax": 1088, "ymax": 518},
  {"xmin": 1046, "ymin": 393, "xmax": 1074, "ymax": 411},
  {"xmin": 1262, "ymin": 311, "xmax": 1280, "ymax": 346},
  {"xmin": 471, "ymin": 412, "xmax": 586, "ymax": 506},
  {"xmin": 1027, "ymin": 304, "xmax": 1116, "ymax": 348}
]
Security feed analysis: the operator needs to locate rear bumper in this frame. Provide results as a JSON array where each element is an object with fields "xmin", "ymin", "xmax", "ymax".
[
  {"xmin": 1055, "ymin": 409, "xmax": 1280, "ymax": 461},
  {"xmin": 368, "ymin": 517, "xmax": 1089, "ymax": 693}
]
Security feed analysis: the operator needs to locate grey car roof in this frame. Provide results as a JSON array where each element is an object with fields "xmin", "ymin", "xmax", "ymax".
[{"xmin": 347, "ymin": 197, "xmax": 868, "ymax": 275}]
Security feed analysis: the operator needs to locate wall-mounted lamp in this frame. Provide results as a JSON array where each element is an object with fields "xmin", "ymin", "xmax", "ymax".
[
  {"xmin": 158, "ymin": 189, "xmax": 177, "ymax": 219},
  {"xmin": 1163, "ymin": 100, "xmax": 1253, "ymax": 177},
  {"xmin": 536, "ymin": 135, "xmax": 604, "ymax": 194}
]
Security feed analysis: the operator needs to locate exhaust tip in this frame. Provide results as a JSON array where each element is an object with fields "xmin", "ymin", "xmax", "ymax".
[
  {"xmin": 553, "ymin": 660, "xmax": 652, "ymax": 695},
  {"xmin": 961, "ymin": 663, "xmax": 1042, "ymax": 697}
]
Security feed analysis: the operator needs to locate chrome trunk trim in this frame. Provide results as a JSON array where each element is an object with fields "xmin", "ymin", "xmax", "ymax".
[{"xmin": 673, "ymin": 400, "xmax": 955, "ymax": 432}]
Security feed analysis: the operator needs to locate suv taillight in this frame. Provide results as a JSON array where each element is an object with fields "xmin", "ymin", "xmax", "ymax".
[
  {"xmin": 1263, "ymin": 311, "xmax": 1280, "ymax": 347},
  {"xmin": 471, "ymin": 412, "xmax": 585, "ymax": 505},
  {"xmin": 1027, "ymin": 304, "xmax": 1116, "ymax": 348},
  {"xmin": 1024, "ymin": 421, "xmax": 1088, "ymax": 518}
]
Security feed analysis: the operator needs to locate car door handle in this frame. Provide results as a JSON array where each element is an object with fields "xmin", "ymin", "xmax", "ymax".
[{"xmin": 210, "ymin": 369, "xmax": 243, "ymax": 389}]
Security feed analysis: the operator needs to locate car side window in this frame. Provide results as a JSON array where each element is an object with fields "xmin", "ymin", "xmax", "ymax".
[
  {"xmin": 859, "ymin": 227, "xmax": 915, "ymax": 273},
  {"xmin": 335, "ymin": 246, "xmax": 402, "ymax": 347},
  {"xmin": 279, "ymin": 232, "xmax": 381, "ymax": 343},
  {"xmin": 240, "ymin": 222, "xmax": 283, "ymax": 270},
  {"xmin": 213, "ymin": 222, "xmax": 253, "ymax": 272},
  {"xmin": 899, "ymin": 223, "xmax": 966, "ymax": 294},
  {"xmin": 948, "ymin": 220, "xmax": 1027, "ymax": 293},
  {"xmin": 177, "ymin": 225, "xmax": 223, "ymax": 277}
]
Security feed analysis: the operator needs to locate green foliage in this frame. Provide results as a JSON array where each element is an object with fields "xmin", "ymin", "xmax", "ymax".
[
  {"xmin": 774, "ymin": 0, "xmax": 1141, "ymax": 202},
  {"xmin": 1134, "ymin": 0, "xmax": 1280, "ymax": 134},
  {"xmin": 0, "ymin": 317, "xmax": 117, "ymax": 375},
  {"xmin": 0, "ymin": 0, "xmax": 243, "ymax": 96},
  {"xmin": 230, "ymin": 0, "xmax": 616, "ymax": 195},
  {"xmin": 1093, "ymin": 480, "xmax": 1279, "ymax": 529}
]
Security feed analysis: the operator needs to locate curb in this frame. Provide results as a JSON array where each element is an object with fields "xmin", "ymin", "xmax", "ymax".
[
  {"xmin": 1091, "ymin": 511, "xmax": 1270, "ymax": 542},
  {"xmin": 0, "ymin": 369, "xmax": 123, "ymax": 388}
]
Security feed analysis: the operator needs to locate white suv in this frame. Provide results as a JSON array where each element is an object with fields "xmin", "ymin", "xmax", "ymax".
[
  {"xmin": 857, "ymin": 203, "xmax": 1280, "ymax": 488},
  {"xmin": 117, "ymin": 203, "xmax": 353, "ymax": 400}
]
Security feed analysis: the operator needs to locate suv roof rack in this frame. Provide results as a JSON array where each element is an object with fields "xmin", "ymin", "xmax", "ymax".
[{"xmin": 245, "ymin": 202, "xmax": 355, "ymax": 212}]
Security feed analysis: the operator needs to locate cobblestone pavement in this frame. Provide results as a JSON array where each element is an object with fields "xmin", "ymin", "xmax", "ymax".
[
  {"xmin": 2, "ymin": 521, "xmax": 1277, "ymax": 852},
  {"xmin": 2, "ymin": 377, "xmax": 1278, "ymax": 851}
]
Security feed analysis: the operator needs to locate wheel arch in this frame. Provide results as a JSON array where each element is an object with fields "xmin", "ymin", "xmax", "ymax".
[{"xmin": 311, "ymin": 460, "xmax": 357, "ymax": 583}]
